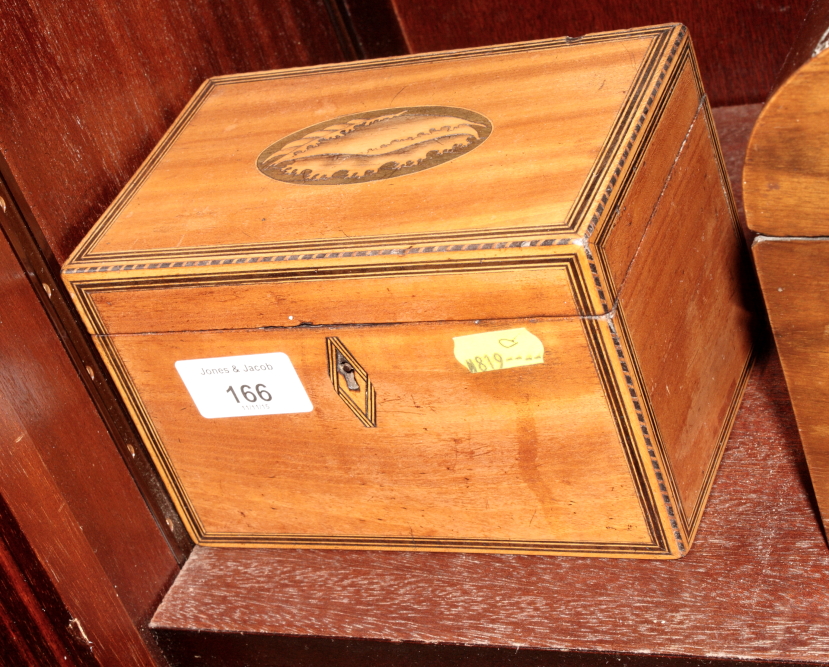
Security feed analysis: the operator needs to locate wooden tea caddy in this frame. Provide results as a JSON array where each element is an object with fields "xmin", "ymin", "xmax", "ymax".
[{"xmin": 62, "ymin": 23, "xmax": 753, "ymax": 558}]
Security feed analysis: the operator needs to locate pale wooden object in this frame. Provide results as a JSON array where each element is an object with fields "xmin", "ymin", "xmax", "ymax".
[
  {"xmin": 63, "ymin": 24, "xmax": 753, "ymax": 558},
  {"xmin": 744, "ymin": 0, "xmax": 829, "ymax": 237},
  {"xmin": 745, "ymin": 0, "xmax": 829, "ymax": 536},
  {"xmin": 752, "ymin": 241, "xmax": 829, "ymax": 510}
]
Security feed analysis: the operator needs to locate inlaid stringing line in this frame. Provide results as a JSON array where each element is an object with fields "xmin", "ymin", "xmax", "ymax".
[
  {"xmin": 65, "ymin": 237, "xmax": 578, "ymax": 273},
  {"xmin": 580, "ymin": 317, "xmax": 671, "ymax": 554}
]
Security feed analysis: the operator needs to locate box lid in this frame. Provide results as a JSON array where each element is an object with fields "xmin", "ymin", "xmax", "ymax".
[{"xmin": 63, "ymin": 24, "xmax": 688, "ymax": 325}]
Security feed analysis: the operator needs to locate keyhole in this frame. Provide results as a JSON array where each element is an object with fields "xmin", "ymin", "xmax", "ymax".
[{"xmin": 336, "ymin": 352, "xmax": 360, "ymax": 391}]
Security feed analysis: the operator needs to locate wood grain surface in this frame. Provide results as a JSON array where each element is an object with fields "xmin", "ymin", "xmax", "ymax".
[
  {"xmin": 385, "ymin": 0, "xmax": 813, "ymax": 108},
  {"xmin": 0, "ymin": 494, "xmax": 91, "ymax": 667},
  {"xmin": 151, "ymin": 345, "xmax": 829, "ymax": 664},
  {"xmin": 0, "ymin": 0, "xmax": 347, "ymax": 266},
  {"xmin": 0, "ymin": 226, "xmax": 178, "ymax": 662},
  {"xmin": 0, "ymin": 403, "xmax": 158, "ymax": 667},
  {"xmin": 89, "ymin": 264, "xmax": 581, "ymax": 334},
  {"xmin": 0, "ymin": 0, "xmax": 807, "ymax": 270},
  {"xmin": 601, "ymin": 59, "xmax": 701, "ymax": 291},
  {"xmin": 753, "ymin": 236, "xmax": 829, "ymax": 524},
  {"xmin": 106, "ymin": 317, "xmax": 657, "ymax": 553},
  {"xmin": 753, "ymin": 239, "xmax": 829, "ymax": 550},
  {"xmin": 743, "ymin": 0, "xmax": 829, "ymax": 237},
  {"xmin": 743, "ymin": 0, "xmax": 829, "ymax": 543},
  {"xmin": 0, "ymin": 0, "xmax": 798, "ymax": 662},
  {"xmin": 0, "ymin": 168, "xmax": 191, "ymax": 565}
]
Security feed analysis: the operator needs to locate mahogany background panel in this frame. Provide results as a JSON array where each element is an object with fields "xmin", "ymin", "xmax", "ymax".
[
  {"xmin": 0, "ymin": 493, "xmax": 91, "ymax": 667},
  {"xmin": 0, "ymin": 225, "xmax": 178, "ymax": 662},
  {"xmin": 384, "ymin": 0, "xmax": 813, "ymax": 108},
  {"xmin": 337, "ymin": 0, "xmax": 408, "ymax": 58},
  {"xmin": 0, "ymin": 403, "xmax": 156, "ymax": 666},
  {"xmin": 770, "ymin": 0, "xmax": 829, "ymax": 96},
  {"xmin": 0, "ymin": 224, "xmax": 178, "ymax": 626},
  {"xmin": 0, "ymin": 0, "xmax": 347, "ymax": 266}
]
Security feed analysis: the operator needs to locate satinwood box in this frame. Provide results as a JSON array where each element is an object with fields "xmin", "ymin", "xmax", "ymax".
[{"xmin": 62, "ymin": 24, "xmax": 753, "ymax": 558}]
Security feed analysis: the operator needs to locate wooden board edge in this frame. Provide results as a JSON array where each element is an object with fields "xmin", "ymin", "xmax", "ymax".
[
  {"xmin": 64, "ymin": 250, "xmax": 600, "ymax": 337},
  {"xmin": 63, "ymin": 235, "xmax": 589, "ymax": 278},
  {"xmin": 190, "ymin": 538, "xmax": 680, "ymax": 558}
]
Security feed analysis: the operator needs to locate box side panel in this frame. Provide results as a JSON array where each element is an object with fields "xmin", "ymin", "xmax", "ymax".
[
  {"xmin": 753, "ymin": 238, "xmax": 829, "ymax": 535},
  {"xmin": 93, "ymin": 315, "xmax": 673, "ymax": 557},
  {"xmin": 612, "ymin": 105, "xmax": 754, "ymax": 541},
  {"xmin": 600, "ymin": 56, "xmax": 701, "ymax": 299}
]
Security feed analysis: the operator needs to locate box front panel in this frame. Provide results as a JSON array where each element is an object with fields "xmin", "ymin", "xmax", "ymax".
[{"xmin": 98, "ymin": 316, "xmax": 667, "ymax": 555}]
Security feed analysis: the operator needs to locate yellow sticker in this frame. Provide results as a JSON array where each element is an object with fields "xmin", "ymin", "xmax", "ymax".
[{"xmin": 453, "ymin": 328, "xmax": 545, "ymax": 373}]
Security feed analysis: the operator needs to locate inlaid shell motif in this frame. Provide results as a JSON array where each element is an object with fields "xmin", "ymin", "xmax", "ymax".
[{"xmin": 257, "ymin": 106, "xmax": 492, "ymax": 185}]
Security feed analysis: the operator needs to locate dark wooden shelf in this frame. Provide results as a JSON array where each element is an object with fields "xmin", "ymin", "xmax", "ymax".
[{"xmin": 150, "ymin": 104, "xmax": 829, "ymax": 666}]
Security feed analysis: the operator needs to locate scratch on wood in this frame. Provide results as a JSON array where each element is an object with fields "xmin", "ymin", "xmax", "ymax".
[{"xmin": 68, "ymin": 618, "xmax": 93, "ymax": 647}]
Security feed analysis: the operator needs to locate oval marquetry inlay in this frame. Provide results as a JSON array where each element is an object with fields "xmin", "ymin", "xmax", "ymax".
[{"xmin": 257, "ymin": 106, "xmax": 492, "ymax": 185}]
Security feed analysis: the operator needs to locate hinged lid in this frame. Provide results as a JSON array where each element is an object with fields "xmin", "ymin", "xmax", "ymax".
[{"xmin": 64, "ymin": 24, "xmax": 688, "ymax": 328}]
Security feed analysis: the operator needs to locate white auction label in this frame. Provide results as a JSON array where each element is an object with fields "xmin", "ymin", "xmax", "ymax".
[{"xmin": 175, "ymin": 352, "xmax": 313, "ymax": 419}]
